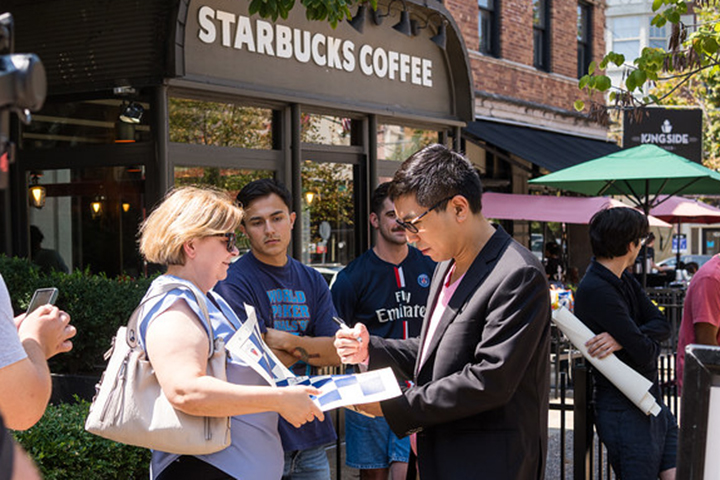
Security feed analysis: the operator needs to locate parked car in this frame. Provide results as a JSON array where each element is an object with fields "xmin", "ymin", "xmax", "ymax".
[
  {"xmin": 312, "ymin": 264, "xmax": 344, "ymax": 288},
  {"xmin": 657, "ymin": 254, "xmax": 713, "ymax": 270}
]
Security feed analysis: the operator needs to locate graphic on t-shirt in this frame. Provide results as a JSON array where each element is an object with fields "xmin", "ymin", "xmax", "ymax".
[
  {"xmin": 375, "ymin": 290, "xmax": 426, "ymax": 323},
  {"xmin": 266, "ymin": 288, "xmax": 311, "ymax": 333}
]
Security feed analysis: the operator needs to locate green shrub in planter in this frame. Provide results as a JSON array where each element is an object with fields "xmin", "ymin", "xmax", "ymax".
[
  {"xmin": 12, "ymin": 400, "xmax": 150, "ymax": 479},
  {"xmin": 0, "ymin": 255, "xmax": 41, "ymax": 312},
  {"xmin": 46, "ymin": 270, "xmax": 154, "ymax": 374},
  {"xmin": 1, "ymin": 255, "xmax": 156, "ymax": 374}
]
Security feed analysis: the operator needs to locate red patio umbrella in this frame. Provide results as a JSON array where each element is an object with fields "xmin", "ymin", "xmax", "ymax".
[{"xmin": 649, "ymin": 195, "xmax": 720, "ymax": 268}]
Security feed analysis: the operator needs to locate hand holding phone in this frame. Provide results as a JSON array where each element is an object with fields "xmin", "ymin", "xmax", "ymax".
[
  {"xmin": 26, "ymin": 287, "xmax": 59, "ymax": 315},
  {"xmin": 19, "ymin": 287, "xmax": 75, "ymax": 359}
]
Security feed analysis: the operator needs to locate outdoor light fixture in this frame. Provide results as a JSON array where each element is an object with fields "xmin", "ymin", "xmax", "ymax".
[
  {"xmin": 121, "ymin": 200, "xmax": 131, "ymax": 213},
  {"xmin": 90, "ymin": 194, "xmax": 105, "ymax": 217},
  {"xmin": 119, "ymin": 101, "xmax": 144, "ymax": 124},
  {"xmin": 349, "ymin": 4, "xmax": 368, "ymax": 33},
  {"xmin": 392, "ymin": 8, "xmax": 413, "ymax": 36},
  {"xmin": 28, "ymin": 172, "xmax": 45, "ymax": 209},
  {"xmin": 304, "ymin": 189, "xmax": 318, "ymax": 205},
  {"xmin": 412, "ymin": 13, "xmax": 448, "ymax": 50}
]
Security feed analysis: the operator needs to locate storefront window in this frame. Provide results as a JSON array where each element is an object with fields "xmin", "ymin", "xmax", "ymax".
[
  {"xmin": 301, "ymin": 161, "xmax": 355, "ymax": 266},
  {"xmin": 21, "ymin": 99, "xmax": 152, "ymax": 149},
  {"xmin": 27, "ymin": 166, "xmax": 146, "ymax": 278},
  {"xmin": 169, "ymin": 98, "xmax": 273, "ymax": 149},
  {"xmin": 174, "ymin": 166, "xmax": 274, "ymax": 255},
  {"xmin": 300, "ymin": 113, "xmax": 352, "ymax": 146},
  {"xmin": 377, "ymin": 124, "xmax": 439, "ymax": 161}
]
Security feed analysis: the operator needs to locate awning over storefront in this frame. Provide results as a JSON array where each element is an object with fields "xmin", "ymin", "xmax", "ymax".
[{"xmin": 464, "ymin": 120, "xmax": 621, "ymax": 172}]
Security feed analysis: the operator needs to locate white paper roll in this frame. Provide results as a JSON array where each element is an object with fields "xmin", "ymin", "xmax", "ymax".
[{"xmin": 552, "ymin": 307, "xmax": 661, "ymax": 417}]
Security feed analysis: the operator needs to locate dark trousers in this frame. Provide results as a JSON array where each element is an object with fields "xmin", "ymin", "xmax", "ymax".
[{"xmin": 156, "ymin": 455, "xmax": 234, "ymax": 480}]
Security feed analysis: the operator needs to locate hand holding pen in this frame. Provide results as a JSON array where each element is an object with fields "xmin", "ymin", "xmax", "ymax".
[
  {"xmin": 333, "ymin": 317, "xmax": 370, "ymax": 365},
  {"xmin": 332, "ymin": 316, "xmax": 363, "ymax": 343}
]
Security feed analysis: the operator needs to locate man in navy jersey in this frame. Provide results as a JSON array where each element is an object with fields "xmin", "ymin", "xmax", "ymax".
[
  {"xmin": 215, "ymin": 179, "xmax": 340, "ymax": 480},
  {"xmin": 331, "ymin": 182, "xmax": 436, "ymax": 480}
]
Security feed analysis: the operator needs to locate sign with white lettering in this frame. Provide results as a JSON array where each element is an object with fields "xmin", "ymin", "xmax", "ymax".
[
  {"xmin": 623, "ymin": 108, "xmax": 702, "ymax": 163},
  {"xmin": 184, "ymin": 0, "xmax": 455, "ymax": 119}
]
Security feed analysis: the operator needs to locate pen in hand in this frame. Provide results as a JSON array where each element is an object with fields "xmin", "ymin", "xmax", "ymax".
[{"xmin": 333, "ymin": 316, "xmax": 363, "ymax": 343}]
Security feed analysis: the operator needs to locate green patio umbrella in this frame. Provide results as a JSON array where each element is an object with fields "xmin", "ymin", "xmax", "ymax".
[
  {"xmin": 529, "ymin": 144, "xmax": 720, "ymax": 286},
  {"xmin": 529, "ymin": 144, "xmax": 720, "ymax": 214}
]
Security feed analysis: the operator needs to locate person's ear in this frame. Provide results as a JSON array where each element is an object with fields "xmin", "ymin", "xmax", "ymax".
[
  {"xmin": 289, "ymin": 211, "xmax": 297, "ymax": 229},
  {"xmin": 183, "ymin": 239, "xmax": 198, "ymax": 260},
  {"xmin": 369, "ymin": 212, "xmax": 379, "ymax": 229},
  {"xmin": 451, "ymin": 196, "xmax": 470, "ymax": 222}
]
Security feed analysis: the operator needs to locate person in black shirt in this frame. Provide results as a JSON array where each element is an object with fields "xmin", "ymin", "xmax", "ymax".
[{"xmin": 574, "ymin": 208, "xmax": 678, "ymax": 480}]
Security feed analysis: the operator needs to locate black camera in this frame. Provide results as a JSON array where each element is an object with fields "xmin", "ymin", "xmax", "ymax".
[{"xmin": 0, "ymin": 12, "xmax": 46, "ymax": 189}]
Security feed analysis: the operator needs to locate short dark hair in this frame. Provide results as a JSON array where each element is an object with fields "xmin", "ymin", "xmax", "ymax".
[
  {"xmin": 370, "ymin": 182, "xmax": 392, "ymax": 217},
  {"xmin": 389, "ymin": 144, "xmax": 483, "ymax": 213},
  {"xmin": 589, "ymin": 208, "xmax": 648, "ymax": 259},
  {"xmin": 236, "ymin": 178, "xmax": 292, "ymax": 216}
]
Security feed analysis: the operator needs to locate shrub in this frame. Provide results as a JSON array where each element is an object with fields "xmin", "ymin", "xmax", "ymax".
[
  {"xmin": 13, "ymin": 400, "xmax": 151, "ymax": 479},
  {"xmin": 1, "ymin": 255, "xmax": 156, "ymax": 374}
]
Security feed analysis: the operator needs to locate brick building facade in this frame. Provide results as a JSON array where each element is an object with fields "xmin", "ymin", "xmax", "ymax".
[{"xmin": 448, "ymin": 0, "xmax": 618, "ymax": 264}]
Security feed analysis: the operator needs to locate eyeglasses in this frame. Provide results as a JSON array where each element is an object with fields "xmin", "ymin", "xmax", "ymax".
[
  {"xmin": 395, "ymin": 196, "xmax": 455, "ymax": 234},
  {"xmin": 639, "ymin": 234, "xmax": 650, "ymax": 246},
  {"xmin": 215, "ymin": 232, "xmax": 237, "ymax": 252}
]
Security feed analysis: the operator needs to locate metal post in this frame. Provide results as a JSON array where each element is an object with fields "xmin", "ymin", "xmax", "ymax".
[
  {"xmin": 560, "ymin": 372, "xmax": 567, "ymax": 480},
  {"xmin": 573, "ymin": 363, "xmax": 593, "ymax": 480}
]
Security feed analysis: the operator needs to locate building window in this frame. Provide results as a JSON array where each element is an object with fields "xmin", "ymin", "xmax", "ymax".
[
  {"xmin": 577, "ymin": 2, "xmax": 592, "ymax": 78},
  {"xmin": 533, "ymin": 0, "xmax": 550, "ymax": 71},
  {"xmin": 649, "ymin": 23, "xmax": 667, "ymax": 50},
  {"xmin": 169, "ymin": 98, "xmax": 274, "ymax": 149},
  {"xmin": 610, "ymin": 16, "xmax": 641, "ymax": 64},
  {"xmin": 377, "ymin": 124, "xmax": 440, "ymax": 161},
  {"xmin": 478, "ymin": 0, "xmax": 499, "ymax": 56}
]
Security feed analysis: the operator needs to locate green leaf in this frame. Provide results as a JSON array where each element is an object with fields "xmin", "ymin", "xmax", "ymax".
[
  {"xmin": 579, "ymin": 74, "xmax": 590, "ymax": 89},
  {"xmin": 652, "ymin": 0, "xmax": 664, "ymax": 12},
  {"xmin": 574, "ymin": 100, "xmax": 585, "ymax": 112},
  {"xmin": 704, "ymin": 37, "xmax": 719, "ymax": 55},
  {"xmin": 596, "ymin": 75, "xmax": 612, "ymax": 92},
  {"xmin": 609, "ymin": 92, "xmax": 617, "ymax": 102},
  {"xmin": 588, "ymin": 61, "xmax": 596, "ymax": 75}
]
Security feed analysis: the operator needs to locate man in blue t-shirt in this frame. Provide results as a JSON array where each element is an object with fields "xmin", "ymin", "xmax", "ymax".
[
  {"xmin": 215, "ymin": 179, "xmax": 340, "ymax": 480},
  {"xmin": 331, "ymin": 182, "xmax": 436, "ymax": 480}
]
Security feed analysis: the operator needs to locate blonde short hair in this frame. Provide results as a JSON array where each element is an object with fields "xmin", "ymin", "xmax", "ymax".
[{"xmin": 139, "ymin": 186, "xmax": 243, "ymax": 266}]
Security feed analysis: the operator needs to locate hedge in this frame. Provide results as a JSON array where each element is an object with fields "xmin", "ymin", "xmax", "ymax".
[
  {"xmin": 12, "ymin": 399, "xmax": 151, "ymax": 479},
  {"xmin": 0, "ymin": 255, "xmax": 155, "ymax": 374}
]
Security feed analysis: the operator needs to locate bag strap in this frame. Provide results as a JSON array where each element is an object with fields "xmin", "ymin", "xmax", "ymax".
[{"xmin": 126, "ymin": 281, "xmax": 216, "ymax": 359}]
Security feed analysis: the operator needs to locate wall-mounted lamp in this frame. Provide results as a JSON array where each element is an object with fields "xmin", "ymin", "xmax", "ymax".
[
  {"xmin": 392, "ymin": 6, "xmax": 413, "ymax": 37},
  {"xmin": 411, "ymin": 13, "xmax": 448, "ymax": 50},
  {"xmin": 90, "ymin": 194, "xmax": 105, "ymax": 217},
  {"xmin": 349, "ymin": 4, "xmax": 368, "ymax": 33},
  {"xmin": 28, "ymin": 172, "xmax": 46, "ymax": 209},
  {"xmin": 119, "ymin": 101, "xmax": 144, "ymax": 124},
  {"xmin": 121, "ymin": 200, "xmax": 131, "ymax": 213},
  {"xmin": 304, "ymin": 189, "xmax": 319, "ymax": 205}
]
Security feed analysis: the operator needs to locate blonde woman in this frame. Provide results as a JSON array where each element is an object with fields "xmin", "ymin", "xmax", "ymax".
[{"xmin": 138, "ymin": 186, "xmax": 322, "ymax": 480}]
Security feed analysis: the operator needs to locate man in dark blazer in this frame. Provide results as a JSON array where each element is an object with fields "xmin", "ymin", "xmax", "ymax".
[{"xmin": 335, "ymin": 144, "xmax": 551, "ymax": 480}]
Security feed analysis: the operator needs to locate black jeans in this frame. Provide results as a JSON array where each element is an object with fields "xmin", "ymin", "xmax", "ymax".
[{"xmin": 156, "ymin": 456, "xmax": 234, "ymax": 480}]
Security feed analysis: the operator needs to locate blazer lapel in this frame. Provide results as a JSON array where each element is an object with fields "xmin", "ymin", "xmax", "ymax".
[{"xmin": 416, "ymin": 226, "xmax": 512, "ymax": 378}]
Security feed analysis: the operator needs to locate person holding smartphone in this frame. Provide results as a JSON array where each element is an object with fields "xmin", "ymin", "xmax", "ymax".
[{"xmin": 0, "ymin": 276, "xmax": 76, "ymax": 430}]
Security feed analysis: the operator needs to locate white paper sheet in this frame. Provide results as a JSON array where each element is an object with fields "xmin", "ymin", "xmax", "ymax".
[
  {"xmin": 277, "ymin": 367, "xmax": 402, "ymax": 412},
  {"xmin": 552, "ymin": 307, "xmax": 661, "ymax": 416}
]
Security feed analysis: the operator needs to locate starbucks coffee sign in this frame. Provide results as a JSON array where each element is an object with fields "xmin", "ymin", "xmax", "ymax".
[
  {"xmin": 623, "ymin": 108, "xmax": 702, "ymax": 163},
  {"xmin": 183, "ymin": 0, "xmax": 456, "ymax": 120}
]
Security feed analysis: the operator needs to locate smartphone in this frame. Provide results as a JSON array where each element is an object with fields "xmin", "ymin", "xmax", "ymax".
[{"xmin": 26, "ymin": 287, "xmax": 59, "ymax": 315}]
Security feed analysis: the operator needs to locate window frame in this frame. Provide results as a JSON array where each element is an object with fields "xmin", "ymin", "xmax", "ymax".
[
  {"xmin": 478, "ymin": 0, "xmax": 500, "ymax": 57},
  {"xmin": 577, "ymin": 1, "xmax": 592, "ymax": 79},
  {"xmin": 533, "ymin": 0, "xmax": 551, "ymax": 71}
]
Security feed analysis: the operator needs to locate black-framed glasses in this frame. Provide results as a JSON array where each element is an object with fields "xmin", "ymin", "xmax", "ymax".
[
  {"xmin": 395, "ymin": 196, "xmax": 455, "ymax": 234},
  {"xmin": 639, "ymin": 234, "xmax": 649, "ymax": 246},
  {"xmin": 215, "ymin": 232, "xmax": 237, "ymax": 252}
]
